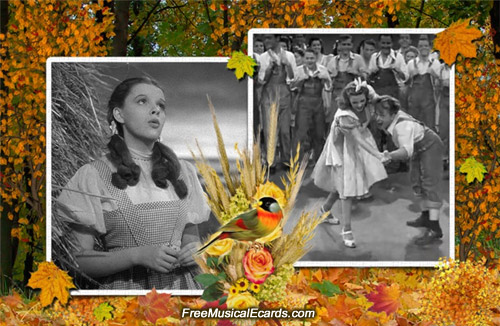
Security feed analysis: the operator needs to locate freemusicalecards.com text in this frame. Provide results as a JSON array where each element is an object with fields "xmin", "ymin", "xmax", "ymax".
[{"xmin": 181, "ymin": 307, "xmax": 316, "ymax": 319}]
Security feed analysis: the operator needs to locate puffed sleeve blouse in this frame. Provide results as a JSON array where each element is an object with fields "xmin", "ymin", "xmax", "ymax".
[{"xmin": 56, "ymin": 146, "xmax": 210, "ymax": 235}]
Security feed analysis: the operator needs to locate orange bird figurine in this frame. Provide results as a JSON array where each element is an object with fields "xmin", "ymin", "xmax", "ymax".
[{"xmin": 197, "ymin": 197, "xmax": 283, "ymax": 253}]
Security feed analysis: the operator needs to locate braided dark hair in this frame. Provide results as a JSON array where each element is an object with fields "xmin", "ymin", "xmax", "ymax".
[{"xmin": 106, "ymin": 77, "xmax": 188, "ymax": 198}]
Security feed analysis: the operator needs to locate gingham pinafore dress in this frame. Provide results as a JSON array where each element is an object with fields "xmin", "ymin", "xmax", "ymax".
[{"xmin": 91, "ymin": 159, "xmax": 201, "ymax": 290}]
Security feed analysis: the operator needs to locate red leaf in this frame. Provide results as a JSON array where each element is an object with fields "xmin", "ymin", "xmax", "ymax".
[
  {"xmin": 365, "ymin": 283, "xmax": 401, "ymax": 315},
  {"xmin": 138, "ymin": 288, "xmax": 174, "ymax": 324}
]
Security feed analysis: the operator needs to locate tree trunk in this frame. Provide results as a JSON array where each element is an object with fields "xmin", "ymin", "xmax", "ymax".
[
  {"xmin": 491, "ymin": 0, "xmax": 500, "ymax": 59},
  {"xmin": 223, "ymin": 0, "xmax": 228, "ymax": 47},
  {"xmin": 111, "ymin": 0, "xmax": 131, "ymax": 56},
  {"xmin": 415, "ymin": 0, "xmax": 425, "ymax": 28},
  {"xmin": 131, "ymin": 1, "xmax": 144, "ymax": 56},
  {"xmin": 386, "ymin": 11, "xmax": 399, "ymax": 28}
]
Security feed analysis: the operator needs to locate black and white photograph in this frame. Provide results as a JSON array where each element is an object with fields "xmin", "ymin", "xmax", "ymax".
[
  {"xmin": 47, "ymin": 58, "xmax": 247, "ymax": 294},
  {"xmin": 249, "ymin": 29, "xmax": 454, "ymax": 266}
]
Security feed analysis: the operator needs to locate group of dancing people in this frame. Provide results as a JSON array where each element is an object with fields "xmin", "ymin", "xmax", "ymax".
[{"xmin": 253, "ymin": 33, "xmax": 449, "ymax": 248}]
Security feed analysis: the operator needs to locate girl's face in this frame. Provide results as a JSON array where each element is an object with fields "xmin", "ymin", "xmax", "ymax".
[
  {"xmin": 114, "ymin": 83, "xmax": 167, "ymax": 148},
  {"xmin": 279, "ymin": 41, "xmax": 288, "ymax": 51},
  {"xmin": 311, "ymin": 40, "xmax": 322, "ymax": 54},
  {"xmin": 348, "ymin": 93, "xmax": 367, "ymax": 111},
  {"xmin": 405, "ymin": 51, "xmax": 417, "ymax": 63},
  {"xmin": 304, "ymin": 51, "xmax": 316, "ymax": 68},
  {"xmin": 375, "ymin": 106, "xmax": 396, "ymax": 130},
  {"xmin": 254, "ymin": 41, "xmax": 264, "ymax": 54},
  {"xmin": 294, "ymin": 52, "xmax": 304, "ymax": 66}
]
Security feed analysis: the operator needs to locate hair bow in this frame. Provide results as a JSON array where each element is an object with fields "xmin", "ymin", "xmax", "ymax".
[{"xmin": 353, "ymin": 77, "xmax": 367, "ymax": 92}]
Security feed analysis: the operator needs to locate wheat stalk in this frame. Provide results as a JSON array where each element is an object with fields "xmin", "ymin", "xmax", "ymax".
[
  {"xmin": 266, "ymin": 98, "xmax": 279, "ymax": 170},
  {"xmin": 191, "ymin": 144, "xmax": 226, "ymax": 222},
  {"xmin": 279, "ymin": 143, "xmax": 308, "ymax": 224},
  {"xmin": 271, "ymin": 210, "xmax": 328, "ymax": 268},
  {"xmin": 226, "ymin": 242, "xmax": 249, "ymax": 283},
  {"xmin": 207, "ymin": 95, "xmax": 236, "ymax": 195}
]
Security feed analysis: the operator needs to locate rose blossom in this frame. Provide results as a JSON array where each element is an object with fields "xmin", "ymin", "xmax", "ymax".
[{"xmin": 243, "ymin": 247, "xmax": 275, "ymax": 284}]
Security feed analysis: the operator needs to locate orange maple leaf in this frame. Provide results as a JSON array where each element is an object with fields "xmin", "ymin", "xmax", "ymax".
[
  {"xmin": 365, "ymin": 283, "xmax": 401, "ymax": 315},
  {"xmin": 27, "ymin": 261, "xmax": 75, "ymax": 307},
  {"xmin": 138, "ymin": 288, "xmax": 174, "ymax": 324},
  {"xmin": 2, "ymin": 291, "xmax": 24, "ymax": 309},
  {"xmin": 434, "ymin": 18, "xmax": 482, "ymax": 66}
]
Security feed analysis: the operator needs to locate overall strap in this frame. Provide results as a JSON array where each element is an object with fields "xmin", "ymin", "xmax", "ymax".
[{"xmin": 90, "ymin": 159, "xmax": 149, "ymax": 247}]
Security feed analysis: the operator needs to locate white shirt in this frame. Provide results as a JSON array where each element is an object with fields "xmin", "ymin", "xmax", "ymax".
[
  {"xmin": 386, "ymin": 110, "xmax": 425, "ymax": 158},
  {"xmin": 439, "ymin": 63, "xmax": 450, "ymax": 87},
  {"xmin": 292, "ymin": 64, "xmax": 332, "ymax": 91},
  {"xmin": 368, "ymin": 49, "xmax": 409, "ymax": 81},
  {"xmin": 327, "ymin": 52, "xmax": 367, "ymax": 77},
  {"xmin": 57, "ymin": 149, "xmax": 210, "ymax": 234},
  {"xmin": 407, "ymin": 56, "xmax": 441, "ymax": 79},
  {"xmin": 258, "ymin": 48, "xmax": 297, "ymax": 84}
]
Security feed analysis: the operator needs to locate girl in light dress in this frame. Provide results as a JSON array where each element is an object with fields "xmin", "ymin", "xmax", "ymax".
[
  {"xmin": 56, "ymin": 77, "xmax": 210, "ymax": 289},
  {"xmin": 312, "ymin": 79, "xmax": 388, "ymax": 248}
]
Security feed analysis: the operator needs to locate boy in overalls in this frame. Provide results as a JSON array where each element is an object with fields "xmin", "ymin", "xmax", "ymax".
[
  {"xmin": 258, "ymin": 34, "xmax": 297, "ymax": 170},
  {"xmin": 327, "ymin": 35, "xmax": 367, "ymax": 126},
  {"xmin": 406, "ymin": 36, "xmax": 441, "ymax": 131},
  {"xmin": 368, "ymin": 34, "xmax": 408, "ymax": 100},
  {"xmin": 375, "ymin": 95, "xmax": 445, "ymax": 245},
  {"xmin": 368, "ymin": 35, "xmax": 408, "ymax": 156},
  {"xmin": 292, "ymin": 48, "xmax": 332, "ymax": 164}
]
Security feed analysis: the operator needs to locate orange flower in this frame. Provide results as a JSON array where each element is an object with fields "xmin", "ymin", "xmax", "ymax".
[{"xmin": 243, "ymin": 247, "xmax": 275, "ymax": 284}]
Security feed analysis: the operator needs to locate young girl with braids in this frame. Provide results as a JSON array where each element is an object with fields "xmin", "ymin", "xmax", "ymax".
[
  {"xmin": 56, "ymin": 77, "xmax": 209, "ymax": 290},
  {"xmin": 312, "ymin": 79, "xmax": 388, "ymax": 248}
]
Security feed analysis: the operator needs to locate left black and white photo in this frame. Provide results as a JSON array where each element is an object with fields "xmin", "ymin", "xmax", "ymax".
[{"xmin": 46, "ymin": 58, "xmax": 248, "ymax": 295}]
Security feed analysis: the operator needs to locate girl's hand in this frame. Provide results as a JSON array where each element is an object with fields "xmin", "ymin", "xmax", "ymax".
[
  {"xmin": 178, "ymin": 242, "xmax": 200, "ymax": 267},
  {"xmin": 136, "ymin": 245, "xmax": 179, "ymax": 273},
  {"xmin": 381, "ymin": 151, "xmax": 392, "ymax": 164}
]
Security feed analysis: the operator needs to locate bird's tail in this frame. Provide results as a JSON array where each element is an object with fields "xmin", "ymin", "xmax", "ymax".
[{"xmin": 196, "ymin": 232, "xmax": 228, "ymax": 254}]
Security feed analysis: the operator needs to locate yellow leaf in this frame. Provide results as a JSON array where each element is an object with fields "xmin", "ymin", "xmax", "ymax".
[
  {"xmin": 227, "ymin": 51, "xmax": 257, "ymax": 80},
  {"xmin": 18, "ymin": 218, "xmax": 29, "ymax": 225},
  {"xmin": 27, "ymin": 261, "xmax": 75, "ymax": 307},
  {"xmin": 93, "ymin": 302, "xmax": 114, "ymax": 321},
  {"xmin": 434, "ymin": 19, "xmax": 482, "ymax": 66},
  {"xmin": 459, "ymin": 156, "xmax": 487, "ymax": 183}
]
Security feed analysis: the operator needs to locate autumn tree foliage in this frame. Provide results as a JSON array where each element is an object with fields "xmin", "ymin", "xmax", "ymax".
[
  {"xmin": 455, "ymin": 30, "xmax": 500, "ymax": 264},
  {"xmin": 0, "ymin": 0, "xmax": 114, "ymax": 288}
]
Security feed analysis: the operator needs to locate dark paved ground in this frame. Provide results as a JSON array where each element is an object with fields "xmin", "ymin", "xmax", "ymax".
[{"xmin": 274, "ymin": 164, "xmax": 451, "ymax": 264}]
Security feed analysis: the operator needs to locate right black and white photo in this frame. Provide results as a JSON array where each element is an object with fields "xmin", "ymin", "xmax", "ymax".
[{"xmin": 249, "ymin": 29, "xmax": 454, "ymax": 266}]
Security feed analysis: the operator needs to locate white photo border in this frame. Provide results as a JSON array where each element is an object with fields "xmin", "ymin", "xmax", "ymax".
[
  {"xmin": 46, "ymin": 56, "xmax": 250, "ymax": 296},
  {"xmin": 248, "ymin": 28, "xmax": 455, "ymax": 268}
]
